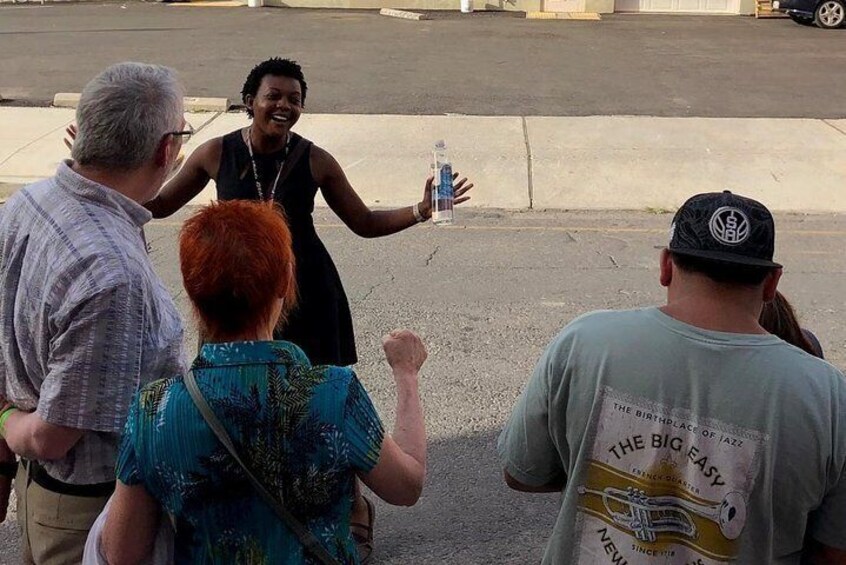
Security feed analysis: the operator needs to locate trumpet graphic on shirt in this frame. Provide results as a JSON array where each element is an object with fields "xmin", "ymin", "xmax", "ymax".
[{"xmin": 577, "ymin": 485, "xmax": 747, "ymax": 543}]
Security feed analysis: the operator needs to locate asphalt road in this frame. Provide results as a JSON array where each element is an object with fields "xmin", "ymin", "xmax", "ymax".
[
  {"xmin": 1, "ymin": 207, "xmax": 844, "ymax": 563},
  {"xmin": 1, "ymin": 3, "xmax": 845, "ymax": 117}
]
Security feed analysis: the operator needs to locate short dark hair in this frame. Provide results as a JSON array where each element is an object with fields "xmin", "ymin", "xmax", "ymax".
[
  {"xmin": 241, "ymin": 58, "xmax": 308, "ymax": 117},
  {"xmin": 670, "ymin": 252, "xmax": 774, "ymax": 286}
]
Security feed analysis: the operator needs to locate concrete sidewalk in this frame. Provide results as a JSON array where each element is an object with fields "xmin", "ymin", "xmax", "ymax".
[{"xmin": 2, "ymin": 107, "xmax": 845, "ymax": 212}]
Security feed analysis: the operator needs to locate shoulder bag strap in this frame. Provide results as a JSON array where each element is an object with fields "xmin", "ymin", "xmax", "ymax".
[{"xmin": 183, "ymin": 370, "xmax": 340, "ymax": 565}]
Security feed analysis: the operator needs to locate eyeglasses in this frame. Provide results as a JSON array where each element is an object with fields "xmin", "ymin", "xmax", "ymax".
[{"xmin": 164, "ymin": 121, "xmax": 195, "ymax": 144}]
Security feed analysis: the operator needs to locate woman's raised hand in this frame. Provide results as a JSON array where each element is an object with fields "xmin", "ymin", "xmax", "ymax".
[
  {"xmin": 382, "ymin": 330, "xmax": 427, "ymax": 377},
  {"xmin": 418, "ymin": 172, "xmax": 475, "ymax": 220},
  {"xmin": 63, "ymin": 124, "xmax": 78, "ymax": 151}
]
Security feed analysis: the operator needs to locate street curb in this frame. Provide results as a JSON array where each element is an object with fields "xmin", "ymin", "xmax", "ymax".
[
  {"xmin": 52, "ymin": 93, "xmax": 230, "ymax": 112},
  {"xmin": 3, "ymin": 111, "xmax": 846, "ymax": 213},
  {"xmin": 52, "ymin": 93, "xmax": 80, "ymax": 108},
  {"xmin": 167, "ymin": 1, "xmax": 247, "ymax": 6},
  {"xmin": 183, "ymin": 97, "xmax": 230, "ymax": 112},
  {"xmin": 379, "ymin": 8, "xmax": 427, "ymax": 20},
  {"xmin": 526, "ymin": 11, "xmax": 602, "ymax": 19}
]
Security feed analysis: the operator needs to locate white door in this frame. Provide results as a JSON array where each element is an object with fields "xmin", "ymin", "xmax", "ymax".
[
  {"xmin": 545, "ymin": 0, "xmax": 588, "ymax": 11},
  {"xmin": 616, "ymin": 0, "xmax": 738, "ymax": 12}
]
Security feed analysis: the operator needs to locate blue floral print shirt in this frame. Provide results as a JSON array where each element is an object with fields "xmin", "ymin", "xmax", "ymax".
[{"xmin": 117, "ymin": 340, "xmax": 385, "ymax": 564}]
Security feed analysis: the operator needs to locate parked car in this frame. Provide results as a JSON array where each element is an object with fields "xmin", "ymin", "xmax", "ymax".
[{"xmin": 776, "ymin": 0, "xmax": 845, "ymax": 28}]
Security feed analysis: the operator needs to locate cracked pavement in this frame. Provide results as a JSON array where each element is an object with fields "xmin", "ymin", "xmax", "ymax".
[{"xmin": 3, "ymin": 207, "xmax": 845, "ymax": 563}]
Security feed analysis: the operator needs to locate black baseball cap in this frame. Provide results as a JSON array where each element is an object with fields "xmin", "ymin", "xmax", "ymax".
[{"xmin": 667, "ymin": 191, "xmax": 781, "ymax": 268}]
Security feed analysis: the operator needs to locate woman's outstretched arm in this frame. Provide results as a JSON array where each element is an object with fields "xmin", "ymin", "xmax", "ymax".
[
  {"xmin": 314, "ymin": 146, "xmax": 473, "ymax": 238},
  {"xmin": 145, "ymin": 137, "xmax": 222, "ymax": 218}
]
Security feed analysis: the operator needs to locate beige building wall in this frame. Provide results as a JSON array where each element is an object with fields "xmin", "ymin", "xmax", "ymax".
[
  {"xmin": 586, "ymin": 0, "xmax": 614, "ymax": 10},
  {"xmin": 269, "ymin": 0, "xmax": 543, "ymax": 9},
  {"xmin": 738, "ymin": 0, "xmax": 755, "ymax": 12},
  {"xmin": 269, "ymin": 0, "xmax": 619, "ymax": 10},
  {"xmin": 268, "ymin": 0, "xmax": 753, "ymax": 14}
]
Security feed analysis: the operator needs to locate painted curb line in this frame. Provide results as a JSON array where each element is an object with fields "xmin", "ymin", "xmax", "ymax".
[
  {"xmin": 379, "ymin": 8, "xmax": 427, "ymax": 20},
  {"xmin": 526, "ymin": 11, "xmax": 601, "ymax": 19}
]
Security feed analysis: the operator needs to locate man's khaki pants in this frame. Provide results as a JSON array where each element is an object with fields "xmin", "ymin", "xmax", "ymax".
[{"xmin": 15, "ymin": 464, "xmax": 110, "ymax": 565}]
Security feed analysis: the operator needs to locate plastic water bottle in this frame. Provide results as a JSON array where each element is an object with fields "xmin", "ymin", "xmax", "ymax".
[
  {"xmin": 461, "ymin": 0, "xmax": 474, "ymax": 12},
  {"xmin": 432, "ymin": 140, "xmax": 454, "ymax": 226}
]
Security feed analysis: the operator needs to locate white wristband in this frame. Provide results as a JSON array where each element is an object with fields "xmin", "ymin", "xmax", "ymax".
[{"xmin": 412, "ymin": 203, "xmax": 425, "ymax": 223}]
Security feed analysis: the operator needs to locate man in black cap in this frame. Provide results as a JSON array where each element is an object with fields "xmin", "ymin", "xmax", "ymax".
[{"xmin": 498, "ymin": 191, "xmax": 846, "ymax": 564}]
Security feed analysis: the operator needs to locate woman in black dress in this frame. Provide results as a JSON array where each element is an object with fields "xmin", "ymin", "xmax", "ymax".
[
  {"xmin": 121, "ymin": 58, "xmax": 472, "ymax": 562},
  {"xmin": 146, "ymin": 58, "xmax": 473, "ymax": 366}
]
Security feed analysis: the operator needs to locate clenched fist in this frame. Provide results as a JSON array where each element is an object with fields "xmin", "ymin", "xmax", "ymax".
[{"xmin": 382, "ymin": 330, "xmax": 427, "ymax": 377}]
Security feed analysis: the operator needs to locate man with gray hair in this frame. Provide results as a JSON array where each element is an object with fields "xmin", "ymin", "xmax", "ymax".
[{"xmin": 0, "ymin": 62, "xmax": 187, "ymax": 564}]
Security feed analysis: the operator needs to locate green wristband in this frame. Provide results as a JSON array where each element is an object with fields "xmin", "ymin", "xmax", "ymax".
[{"xmin": 0, "ymin": 407, "xmax": 17, "ymax": 439}]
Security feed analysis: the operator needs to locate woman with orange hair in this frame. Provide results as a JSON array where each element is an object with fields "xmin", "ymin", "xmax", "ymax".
[{"xmin": 96, "ymin": 201, "xmax": 428, "ymax": 564}]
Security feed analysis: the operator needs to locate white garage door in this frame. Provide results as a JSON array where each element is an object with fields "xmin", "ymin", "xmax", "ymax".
[{"xmin": 616, "ymin": 0, "xmax": 740, "ymax": 12}]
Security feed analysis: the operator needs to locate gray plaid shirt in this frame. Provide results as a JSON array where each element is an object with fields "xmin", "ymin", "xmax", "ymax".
[{"xmin": 0, "ymin": 162, "xmax": 185, "ymax": 484}]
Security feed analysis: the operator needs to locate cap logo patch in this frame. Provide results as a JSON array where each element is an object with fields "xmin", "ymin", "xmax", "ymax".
[{"xmin": 709, "ymin": 207, "xmax": 750, "ymax": 246}]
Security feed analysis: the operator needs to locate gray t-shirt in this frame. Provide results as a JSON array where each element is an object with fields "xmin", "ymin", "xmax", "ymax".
[{"xmin": 498, "ymin": 307, "xmax": 846, "ymax": 564}]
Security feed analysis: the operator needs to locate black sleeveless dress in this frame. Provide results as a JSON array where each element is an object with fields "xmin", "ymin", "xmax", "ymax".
[{"xmin": 216, "ymin": 130, "xmax": 357, "ymax": 366}]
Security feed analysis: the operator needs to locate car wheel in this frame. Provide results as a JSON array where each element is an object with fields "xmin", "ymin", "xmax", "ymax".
[
  {"xmin": 789, "ymin": 12, "xmax": 815, "ymax": 24},
  {"xmin": 814, "ymin": 0, "xmax": 845, "ymax": 28}
]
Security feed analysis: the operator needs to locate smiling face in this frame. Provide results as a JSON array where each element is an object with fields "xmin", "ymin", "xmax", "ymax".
[{"xmin": 247, "ymin": 75, "xmax": 303, "ymax": 139}]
